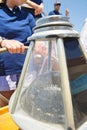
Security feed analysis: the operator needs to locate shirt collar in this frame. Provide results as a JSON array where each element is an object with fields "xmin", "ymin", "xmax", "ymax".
[{"xmin": 9, "ymin": 6, "xmax": 21, "ymax": 11}]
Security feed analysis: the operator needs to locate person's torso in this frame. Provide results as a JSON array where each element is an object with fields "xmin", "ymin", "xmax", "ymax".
[
  {"xmin": 49, "ymin": 10, "xmax": 62, "ymax": 15},
  {"xmin": 0, "ymin": 4, "xmax": 36, "ymax": 76},
  {"xmin": 0, "ymin": 4, "xmax": 35, "ymax": 43}
]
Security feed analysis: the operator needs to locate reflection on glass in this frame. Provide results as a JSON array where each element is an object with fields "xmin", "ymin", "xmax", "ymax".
[{"xmin": 20, "ymin": 40, "xmax": 66, "ymax": 128}]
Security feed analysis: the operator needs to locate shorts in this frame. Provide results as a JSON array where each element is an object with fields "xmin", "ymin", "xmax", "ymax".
[{"xmin": 0, "ymin": 74, "xmax": 20, "ymax": 91}]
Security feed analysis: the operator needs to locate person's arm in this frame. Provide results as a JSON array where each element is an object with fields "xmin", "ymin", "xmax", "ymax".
[
  {"xmin": 0, "ymin": 37, "xmax": 25, "ymax": 54},
  {"xmin": 26, "ymin": 0, "xmax": 40, "ymax": 9},
  {"xmin": 65, "ymin": 8, "xmax": 69, "ymax": 16},
  {"xmin": 26, "ymin": 0, "xmax": 43, "ymax": 15},
  {"xmin": 34, "ymin": 3, "xmax": 43, "ymax": 15}
]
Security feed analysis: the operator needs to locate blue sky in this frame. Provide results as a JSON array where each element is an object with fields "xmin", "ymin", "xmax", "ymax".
[{"xmin": 43, "ymin": 0, "xmax": 87, "ymax": 32}]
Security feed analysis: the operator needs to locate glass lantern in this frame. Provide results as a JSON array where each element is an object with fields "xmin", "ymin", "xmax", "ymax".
[{"xmin": 9, "ymin": 16, "xmax": 87, "ymax": 130}]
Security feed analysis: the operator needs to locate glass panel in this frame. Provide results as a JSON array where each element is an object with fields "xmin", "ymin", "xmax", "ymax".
[
  {"xmin": 22, "ymin": 40, "xmax": 60, "ymax": 88},
  {"xmin": 64, "ymin": 37, "xmax": 83, "ymax": 59},
  {"xmin": 20, "ymin": 40, "xmax": 66, "ymax": 129},
  {"xmin": 66, "ymin": 38, "xmax": 87, "ymax": 128},
  {"xmin": 64, "ymin": 38, "xmax": 85, "ymax": 67}
]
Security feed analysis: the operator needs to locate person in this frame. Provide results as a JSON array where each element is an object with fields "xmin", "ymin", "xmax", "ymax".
[
  {"xmin": 22, "ymin": 0, "xmax": 44, "ymax": 20},
  {"xmin": 48, "ymin": 1, "xmax": 69, "ymax": 17},
  {"xmin": 0, "ymin": 0, "xmax": 36, "ymax": 91}
]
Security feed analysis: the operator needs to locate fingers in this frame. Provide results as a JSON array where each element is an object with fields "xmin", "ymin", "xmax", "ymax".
[
  {"xmin": 65, "ymin": 8, "xmax": 69, "ymax": 16},
  {"xmin": 9, "ymin": 43, "xmax": 25, "ymax": 54},
  {"xmin": 34, "ymin": 5, "xmax": 43, "ymax": 15},
  {"xmin": 1, "ymin": 39, "xmax": 25, "ymax": 54},
  {"xmin": 35, "ymin": 9, "xmax": 41, "ymax": 15},
  {"xmin": 34, "ymin": 42, "xmax": 48, "ymax": 56}
]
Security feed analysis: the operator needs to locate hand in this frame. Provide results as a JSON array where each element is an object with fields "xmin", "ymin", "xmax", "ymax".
[
  {"xmin": 34, "ymin": 4, "xmax": 43, "ymax": 15},
  {"xmin": 1, "ymin": 39, "xmax": 25, "ymax": 54},
  {"xmin": 65, "ymin": 8, "xmax": 69, "ymax": 16},
  {"xmin": 34, "ymin": 41, "xmax": 48, "ymax": 57}
]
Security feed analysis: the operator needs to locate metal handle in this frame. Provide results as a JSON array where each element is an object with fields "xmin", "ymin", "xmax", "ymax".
[{"xmin": 0, "ymin": 46, "xmax": 29, "ymax": 53}]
